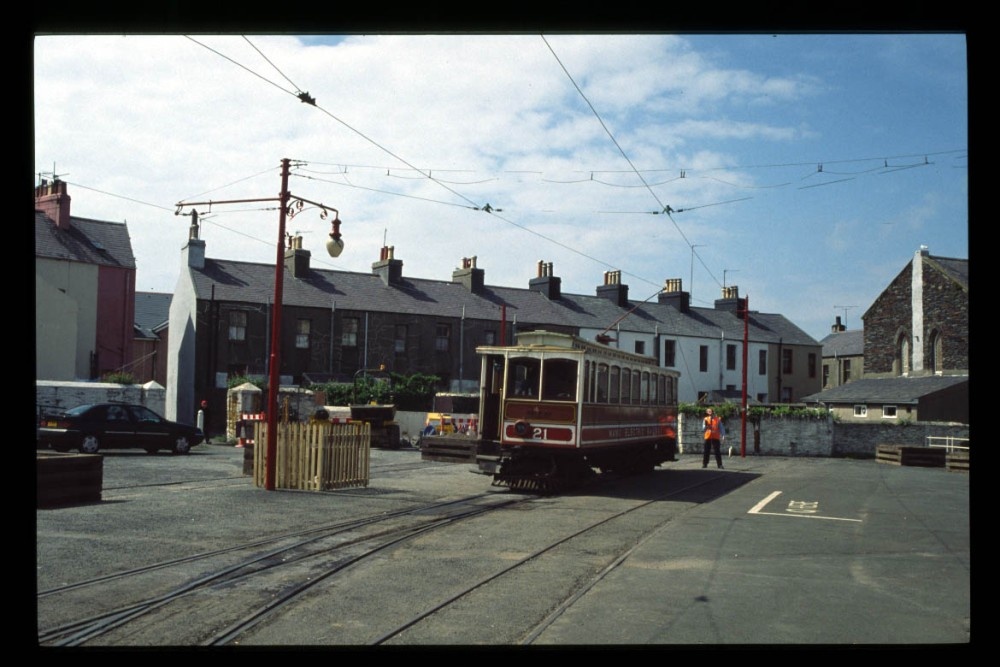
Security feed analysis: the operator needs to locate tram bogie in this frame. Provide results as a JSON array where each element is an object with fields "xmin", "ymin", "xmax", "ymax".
[{"xmin": 475, "ymin": 330, "xmax": 679, "ymax": 493}]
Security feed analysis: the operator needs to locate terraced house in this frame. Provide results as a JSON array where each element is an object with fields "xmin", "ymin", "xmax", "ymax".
[{"xmin": 165, "ymin": 220, "xmax": 821, "ymax": 434}]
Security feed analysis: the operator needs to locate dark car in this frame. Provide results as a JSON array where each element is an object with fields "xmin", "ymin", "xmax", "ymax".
[{"xmin": 37, "ymin": 403, "xmax": 204, "ymax": 455}]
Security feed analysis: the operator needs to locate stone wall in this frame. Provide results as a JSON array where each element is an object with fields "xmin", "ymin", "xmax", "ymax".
[
  {"xmin": 678, "ymin": 412, "xmax": 968, "ymax": 458},
  {"xmin": 36, "ymin": 380, "xmax": 167, "ymax": 419}
]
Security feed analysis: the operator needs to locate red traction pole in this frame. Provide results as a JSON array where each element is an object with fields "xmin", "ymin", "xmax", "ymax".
[{"xmin": 741, "ymin": 294, "xmax": 749, "ymax": 458}]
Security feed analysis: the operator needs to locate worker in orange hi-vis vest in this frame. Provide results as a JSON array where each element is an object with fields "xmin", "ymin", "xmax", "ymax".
[{"xmin": 702, "ymin": 407, "xmax": 726, "ymax": 469}]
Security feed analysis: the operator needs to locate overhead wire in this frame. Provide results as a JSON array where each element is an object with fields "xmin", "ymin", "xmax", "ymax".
[
  {"xmin": 541, "ymin": 34, "xmax": 707, "ymax": 292},
  {"xmin": 178, "ymin": 35, "xmax": 962, "ymax": 298}
]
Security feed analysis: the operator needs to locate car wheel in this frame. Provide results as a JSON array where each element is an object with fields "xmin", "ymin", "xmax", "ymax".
[
  {"xmin": 80, "ymin": 435, "xmax": 100, "ymax": 454},
  {"xmin": 144, "ymin": 446, "xmax": 159, "ymax": 455},
  {"xmin": 52, "ymin": 444, "xmax": 71, "ymax": 453},
  {"xmin": 172, "ymin": 436, "xmax": 192, "ymax": 455}
]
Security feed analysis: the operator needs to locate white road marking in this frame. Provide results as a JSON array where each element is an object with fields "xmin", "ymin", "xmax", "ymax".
[{"xmin": 748, "ymin": 491, "xmax": 862, "ymax": 522}]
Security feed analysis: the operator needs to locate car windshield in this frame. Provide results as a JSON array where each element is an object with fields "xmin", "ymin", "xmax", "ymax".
[{"xmin": 64, "ymin": 404, "xmax": 95, "ymax": 417}]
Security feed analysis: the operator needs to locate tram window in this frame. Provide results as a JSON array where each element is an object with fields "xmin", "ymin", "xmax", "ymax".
[
  {"xmin": 641, "ymin": 372, "xmax": 650, "ymax": 404},
  {"xmin": 597, "ymin": 363, "xmax": 609, "ymax": 403},
  {"xmin": 542, "ymin": 359, "xmax": 578, "ymax": 400},
  {"xmin": 621, "ymin": 369, "xmax": 631, "ymax": 404},
  {"xmin": 583, "ymin": 362, "xmax": 591, "ymax": 402},
  {"xmin": 508, "ymin": 358, "xmax": 540, "ymax": 397},
  {"xmin": 650, "ymin": 372, "xmax": 658, "ymax": 404},
  {"xmin": 632, "ymin": 371, "xmax": 641, "ymax": 404},
  {"xmin": 609, "ymin": 366, "xmax": 621, "ymax": 403}
]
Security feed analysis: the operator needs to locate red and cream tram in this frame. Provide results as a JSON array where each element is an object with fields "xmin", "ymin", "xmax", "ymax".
[{"xmin": 475, "ymin": 330, "xmax": 679, "ymax": 492}]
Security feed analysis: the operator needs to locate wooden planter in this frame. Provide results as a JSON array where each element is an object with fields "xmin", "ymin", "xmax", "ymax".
[
  {"xmin": 875, "ymin": 444, "xmax": 945, "ymax": 468},
  {"xmin": 37, "ymin": 452, "xmax": 103, "ymax": 507}
]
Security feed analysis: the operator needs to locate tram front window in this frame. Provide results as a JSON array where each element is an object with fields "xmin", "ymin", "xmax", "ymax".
[
  {"xmin": 508, "ymin": 358, "xmax": 540, "ymax": 397},
  {"xmin": 542, "ymin": 359, "xmax": 578, "ymax": 400}
]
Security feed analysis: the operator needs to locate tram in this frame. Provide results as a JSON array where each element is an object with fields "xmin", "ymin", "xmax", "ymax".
[{"xmin": 475, "ymin": 330, "xmax": 679, "ymax": 492}]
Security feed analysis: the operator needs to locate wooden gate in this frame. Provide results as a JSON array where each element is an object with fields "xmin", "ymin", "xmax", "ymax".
[{"xmin": 253, "ymin": 421, "xmax": 371, "ymax": 490}]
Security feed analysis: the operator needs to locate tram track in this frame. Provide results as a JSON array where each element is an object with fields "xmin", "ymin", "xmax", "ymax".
[
  {"xmin": 370, "ymin": 471, "xmax": 734, "ymax": 645},
  {"xmin": 40, "ymin": 458, "xmax": 745, "ymax": 646},
  {"xmin": 37, "ymin": 491, "xmax": 526, "ymax": 646}
]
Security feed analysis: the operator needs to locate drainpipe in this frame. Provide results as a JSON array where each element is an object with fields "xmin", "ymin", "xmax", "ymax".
[{"xmin": 718, "ymin": 329, "xmax": 725, "ymax": 392}]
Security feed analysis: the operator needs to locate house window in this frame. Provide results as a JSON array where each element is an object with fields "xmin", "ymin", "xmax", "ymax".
[
  {"xmin": 882, "ymin": 405, "xmax": 898, "ymax": 419},
  {"xmin": 758, "ymin": 350, "xmax": 766, "ymax": 375},
  {"xmin": 822, "ymin": 364, "xmax": 830, "ymax": 387},
  {"xmin": 808, "ymin": 353, "xmax": 817, "ymax": 378},
  {"xmin": 484, "ymin": 330, "xmax": 496, "ymax": 346},
  {"xmin": 727, "ymin": 344, "xmax": 737, "ymax": 370},
  {"xmin": 663, "ymin": 340, "xmax": 676, "ymax": 367},
  {"xmin": 435, "ymin": 324, "xmax": 450, "ymax": 352},
  {"xmin": 634, "ymin": 341, "xmax": 645, "ymax": 355},
  {"xmin": 296, "ymin": 319, "xmax": 310, "ymax": 349},
  {"xmin": 756, "ymin": 393, "xmax": 767, "ymax": 403},
  {"xmin": 781, "ymin": 387, "xmax": 793, "ymax": 402},
  {"xmin": 842, "ymin": 359, "xmax": 852, "ymax": 384},
  {"xmin": 854, "ymin": 404, "xmax": 868, "ymax": 418},
  {"xmin": 782, "ymin": 349, "xmax": 793, "ymax": 374},
  {"xmin": 394, "ymin": 325, "xmax": 407, "ymax": 354},
  {"xmin": 699, "ymin": 345, "xmax": 709, "ymax": 372},
  {"xmin": 342, "ymin": 317, "xmax": 359, "ymax": 347},
  {"xmin": 228, "ymin": 310, "xmax": 247, "ymax": 342}
]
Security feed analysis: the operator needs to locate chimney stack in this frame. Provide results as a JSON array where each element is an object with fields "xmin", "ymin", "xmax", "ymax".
[
  {"xmin": 658, "ymin": 278, "xmax": 690, "ymax": 313},
  {"xmin": 596, "ymin": 270, "xmax": 629, "ymax": 307},
  {"xmin": 35, "ymin": 179, "xmax": 72, "ymax": 230},
  {"xmin": 284, "ymin": 235, "xmax": 311, "ymax": 278},
  {"xmin": 453, "ymin": 256, "xmax": 485, "ymax": 293},
  {"xmin": 714, "ymin": 285, "xmax": 746, "ymax": 318},
  {"xmin": 529, "ymin": 260, "xmax": 561, "ymax": 300},
  {"xmin": 373, "ymin": 245, "xmax": 404, "ymax": 286},
  {"xmin": 831, "ymin": 316, "xmax": 846, "ymax": 333}
]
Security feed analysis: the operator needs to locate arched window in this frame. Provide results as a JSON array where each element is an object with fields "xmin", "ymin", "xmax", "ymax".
[
  {"xmin": 928, "ymin": 329, "xmax": 943, "ymax": 374},
  {"xmin": 596, "ymin": 363, "xmax": 609, "ymax": 403},
  {"xmin": 895, "ymin": 332, "xmax": 911, "ymax": 377},
  {"xmin": 609, "ymin": 366, "xmax": 621, "ymax": 403}
]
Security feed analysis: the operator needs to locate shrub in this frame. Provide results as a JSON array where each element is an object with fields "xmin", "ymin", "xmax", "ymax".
[{"xmin": 102, "ymin": 371, "xmax": 134, "ymax": 384}]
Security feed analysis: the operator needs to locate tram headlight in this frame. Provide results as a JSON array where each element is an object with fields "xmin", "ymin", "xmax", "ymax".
[{"xmin": 513, "ymin": 420, "xmax": 532, "ymax": 438}]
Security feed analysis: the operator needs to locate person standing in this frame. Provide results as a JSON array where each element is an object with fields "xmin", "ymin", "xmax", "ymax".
[
  {"xmin": 199, "ymin": 399, "xmax": 211, "ymax": 443},
  {"xmin": 702, "ymin": 407, "xmax": 725, "ymax": 469}
]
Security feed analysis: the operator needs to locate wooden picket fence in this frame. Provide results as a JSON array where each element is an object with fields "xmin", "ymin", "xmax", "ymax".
[{"xmin": 252, "ymin": 421, "xmax": 371, "ymax": 490}]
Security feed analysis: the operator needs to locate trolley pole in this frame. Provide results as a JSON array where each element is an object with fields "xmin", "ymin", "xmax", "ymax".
[{"xmin": 264, "ymin": 160, "xmax": 292, "ymax": 490}]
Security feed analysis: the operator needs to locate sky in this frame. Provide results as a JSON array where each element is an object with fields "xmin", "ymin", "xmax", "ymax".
[{"xmin": 33, "ymin": 33, "xmax": 968, "ymax": 343}]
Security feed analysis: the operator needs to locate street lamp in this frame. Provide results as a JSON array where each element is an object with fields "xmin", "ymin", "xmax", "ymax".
[{"xmin": 177, "ymin": 157, "xmax": 345, "ymax": 490}]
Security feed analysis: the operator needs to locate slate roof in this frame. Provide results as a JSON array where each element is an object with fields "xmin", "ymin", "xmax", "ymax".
[
  {"xmin": 819, "ymin": 329, "xmax": 864, "ymax": 357},
  {"xmin": 134, "ymin": 292, "xmax": 172, "ymax": 339},
  {"xmin": 800, "ymin": 375, "xmax": 968, "ymax": 405},
  {"xmin": 927, "ymin": 254, "xmax": 968, "ymax": 289},
  {"xmin": 189, "ymin": 256, "xmax": 820, "ymax": 347},
  {"xmin": 35, "ymin": 211, "xmax": 136, "ymax": 269}
]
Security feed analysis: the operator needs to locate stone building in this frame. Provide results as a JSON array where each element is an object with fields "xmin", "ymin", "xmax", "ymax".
[{"xmin": 862, "ymin": 245, "xmax": 968, "ymax": 378}]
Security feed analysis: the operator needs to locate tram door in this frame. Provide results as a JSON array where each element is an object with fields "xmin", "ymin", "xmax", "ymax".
[{"xmin": 479, "ymin": 354, "xmax": 505, "ymax": 441}]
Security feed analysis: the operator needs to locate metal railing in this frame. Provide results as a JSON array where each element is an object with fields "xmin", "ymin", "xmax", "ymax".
[{"xmin": 926, "ymin": 436, "xmax": 969, "ymax": 452}]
